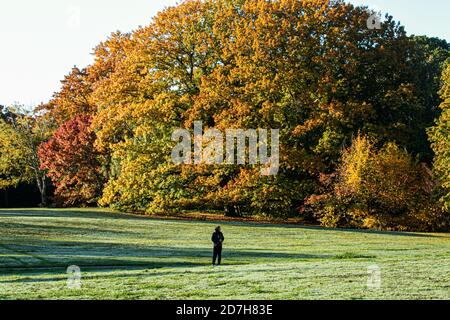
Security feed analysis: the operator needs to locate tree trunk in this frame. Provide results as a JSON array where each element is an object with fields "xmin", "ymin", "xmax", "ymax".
[
  {"xmin": 40, "ymin": 180, "xmax": 47, "ymax": 207},
  {"xmin": 225, "ymin": 205, "xmax": 241, "ymax": 217},
  {"xmin": 4, "ymin": 189, "xmax": 8, "ymax": 208},
  {"xmin": 36, "ymin": 174, "xmax": 47, "ymax": 207}
]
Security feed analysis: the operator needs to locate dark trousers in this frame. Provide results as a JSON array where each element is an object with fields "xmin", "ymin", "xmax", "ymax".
[{"xmin": 213, "ymin": 245, "xmax": 222, "ymax": 265}]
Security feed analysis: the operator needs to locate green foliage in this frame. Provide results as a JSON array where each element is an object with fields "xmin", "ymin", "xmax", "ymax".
[
  {"xmin": 0, "ymin": 118, "xmax": 32, "ymax": 188},
  {"xmin": 0, "ymin": 107, "xmax": 49, "ymax": 205},
  {"xmin": 429, "ymin": 63, "xmax": 450, "ymax": 210}
]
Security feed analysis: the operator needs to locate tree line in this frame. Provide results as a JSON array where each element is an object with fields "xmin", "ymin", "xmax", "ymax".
[{"xmin": 1, "ymin": 0, "xmax": 449, "ymax": 231}]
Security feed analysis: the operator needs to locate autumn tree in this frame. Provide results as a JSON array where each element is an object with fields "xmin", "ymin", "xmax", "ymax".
[
  {"xmin": 36, "ymin": 34, "xmax": 131, "ymax": 206},
  {"xmin": 38, "ymin": 114, "xmax": 104, "ymax": 206},
  {"xmin": 0, "ymin": 107, "xmax": 49, "ymax": 205},
  {"xmin": 37, "ymin": 67, "xmax": 95, "ymax": 129},
  {"xmin": 95, "ymin": 0, "xmax": 222, "ymax": 212},
  {"xmin": 305, "ymin": 134, "xmax": 448, "ymax": 231}
]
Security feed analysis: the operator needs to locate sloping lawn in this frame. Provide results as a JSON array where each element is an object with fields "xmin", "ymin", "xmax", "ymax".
[{"xmin": 0, "ymin": 208, "xmax": 448, "ymax": 299}]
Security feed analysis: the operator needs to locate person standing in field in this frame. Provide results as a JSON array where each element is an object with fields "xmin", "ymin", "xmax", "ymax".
[{"xmin": 212, "ymin": 226, "xmax": 224, "ymax": 266}]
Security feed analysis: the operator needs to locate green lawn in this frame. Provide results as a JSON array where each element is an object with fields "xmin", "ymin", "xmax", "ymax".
[{"xmin": 0, "ymin": 208, "xmax": 449, "ymax": 300}]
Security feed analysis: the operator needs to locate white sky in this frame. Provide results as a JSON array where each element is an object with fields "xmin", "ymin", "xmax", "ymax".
[{"xmin": 0, "ymin": 0, "xmax": 448, "ymax": 108}]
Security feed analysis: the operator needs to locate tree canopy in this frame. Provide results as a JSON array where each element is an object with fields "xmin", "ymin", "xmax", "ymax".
[
  {"xmin": 429, "ymin": 63, "xmax": 450, "ymax": 210},
  {"xmin": 0, "ymin": 107, "xmax": 49, "ymax": 205}
]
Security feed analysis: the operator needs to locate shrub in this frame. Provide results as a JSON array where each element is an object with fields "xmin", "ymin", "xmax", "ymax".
[{"xmin": 306, "ymin": 135, "xmax": 449, "ymax": 231}]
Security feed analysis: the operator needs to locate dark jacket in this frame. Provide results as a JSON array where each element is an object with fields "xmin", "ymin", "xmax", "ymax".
[{"xmin": 211, "ymin": 231, "xmax": 224, "ymax": 247}]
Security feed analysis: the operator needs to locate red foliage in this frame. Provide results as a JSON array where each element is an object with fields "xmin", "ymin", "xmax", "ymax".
[{"xmin": 38, "ymin": 114, "xmax": 103, "ymax": 206}]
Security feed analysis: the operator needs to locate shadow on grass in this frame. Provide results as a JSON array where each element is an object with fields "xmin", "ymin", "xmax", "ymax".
[
  {"xmin": 0, "ymin": 239, "xmax": 335, "ymax": 271},
  {"xmin": 0, "ymin": 221, "xmax": 137, "ymax": 237},
  {"xmin": 0, "ymin": 209, "xmax": 440, "ymax": 238},
  {"xmin": 0, "ymin": 262, "xmax": 323, "ymax": 284},
  {"xmin": 0, "ymin": 262, "xmax": 207, "ymax": 282},
  {"xmin": 187, "ymin": 221, "xmax": 439, "ymax": 238},
  {"xmin": 1, "ymin": 240, "xmax": 333, "ymax": 265},
  {"xmin": 0, "ymin": 209, "xmax": 145, "ymax": 221}
]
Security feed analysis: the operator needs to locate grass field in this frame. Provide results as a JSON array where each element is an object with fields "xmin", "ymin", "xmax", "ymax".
[{"xmin": 0, "ymin": 208, "xmax": 449, "ymax": 300}]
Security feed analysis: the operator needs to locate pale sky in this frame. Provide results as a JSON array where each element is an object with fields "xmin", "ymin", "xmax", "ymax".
[{"xmin": 0, "ymin": 0, "xmax": 449, "ymax": 108}]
